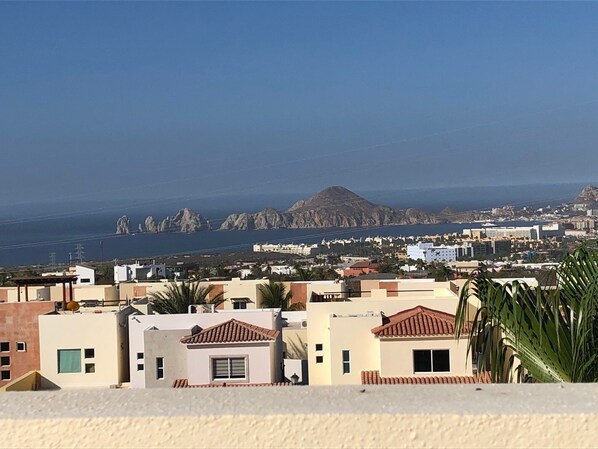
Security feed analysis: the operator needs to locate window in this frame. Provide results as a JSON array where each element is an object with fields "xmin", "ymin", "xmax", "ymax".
[
  {"xmin": 233, "ymin": 301, "xmax": 247, "ymax": 310},
  {"xmin": 413, "ymin": 349, "xmax": 450, "ymax": 373},
  {"xmin": 137, "ymin": 352, "xmax": 144, "ymax": 360},
  {"xmin": 315, "ymin": 344, "xmax": 323, "ymax": 351},
  {"xmin": 16, "ymin": 342, "xmax": 26, "ymax": 352},
  {"xmin": 342, "ymin": 350, "xmax": 350, "ymax": 374},
  {"xmin": 58, "ymin": 349, "xmax": 81, "ymax": 373},
  {"xmin": 0, "ymin": 342, "xmax": 9, "ymax": 352},
  {"xmin": 85, "ymin": 363, "xmax": 95, "ymax": 373},
  {"xmin": 137, "ymin": 364, "xmax": 144, "ymax": 371},
  {"xmin": 84, "ymin": 348, "xmax": 95, "ymax": 359},
  {"xmin": 212, "ymin": 357, "xmax": 246, "ymax": 380},
  {"xmin": 316, "ymin": 356, "xmax": 323, "ymax": 364},
  {"xmin": 156, "ymin": 357, "xmax": 164, "ymax": 379},
  {"xmin": 1, "ymin": 370, "xmax": 9, "ymax": 381},
  {"xmin": 0, "ymin": 356, "xmax": 9, "ymax": 367}
]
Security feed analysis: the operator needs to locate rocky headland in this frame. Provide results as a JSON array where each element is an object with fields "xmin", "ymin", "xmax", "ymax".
[
  {"xmin": 115, "ymin": 184, "xmax": 595, "ymax": 234},
  {"xmin": 219, "ymin": 186, "xmax": 442, "ymax": 230},
  {"xmin": 115, "ymin": 208, "xmax": 211, "ymax": 235},
  {"xmin": 573, "ymin": 185, "xmax": 598, "ymax": 208}
]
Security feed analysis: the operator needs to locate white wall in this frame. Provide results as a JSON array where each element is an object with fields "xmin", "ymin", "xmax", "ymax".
[
  {"xmin": 128, "ymin": 309, "xmax": 280, "ymax": 388},
  {"xmin": 186, "ymin": 342, "xmax": 273, "ymax": 385}
]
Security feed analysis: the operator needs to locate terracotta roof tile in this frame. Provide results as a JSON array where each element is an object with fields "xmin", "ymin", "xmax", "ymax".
[
  {"xmin": 371, "ymin": 305, "xmax": 468, "ymax": 338},
  {"xmin": 351, "ymin": 261, "xmax": 378, "ymax": 269},
  {"xmin": 180, "ymin": 319, "xmax": 279, "ymax": 345},
  {"xmin": 172, "ymin": 379, "xmax": 290, "ymax": 388},
  {"xmin": 361, "ymin": 370, "xmax": 491, "ymax": 385}
]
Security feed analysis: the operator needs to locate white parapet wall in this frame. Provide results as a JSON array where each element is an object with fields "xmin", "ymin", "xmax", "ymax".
[{"xmin": 1, "ymin": 384, "xmax": 598, "ymax": 448}]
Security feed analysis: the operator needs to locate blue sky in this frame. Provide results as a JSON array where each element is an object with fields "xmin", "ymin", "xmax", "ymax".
[{"xmin": 1, "ymin": 2, "xmax": 597, "ymax": 205}]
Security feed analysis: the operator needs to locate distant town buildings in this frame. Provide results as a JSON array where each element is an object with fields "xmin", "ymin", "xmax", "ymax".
[
  {"xmin": 462, "ymin": 223, "xmax": 564, "ymax": 241},
  {"xmin": 43, "ymin": 265, "xmax": 96, "ymax": 285},
  {"xmin": 253, "ymin": 243, "xmax": 320, "ymax": 256},
  {"xmin": 407, "ymin": 240, "xmax": 511, "ymax": 262},
  {"xmin": 407, "ymin": 243, "xmax": 458, "ymax": 263},
  {"xmin": 113, "ymin": 261, "xmax": 167, "ymax": 284}
]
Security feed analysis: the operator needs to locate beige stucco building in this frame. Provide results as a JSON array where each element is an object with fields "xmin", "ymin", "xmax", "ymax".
[
  {"xmin": 306, "ymin": 287, "xmax": 480, "ymax": 385},
  {"xmin": 38, "ymin": 306, "xmax": 137, "ymax": 389}
]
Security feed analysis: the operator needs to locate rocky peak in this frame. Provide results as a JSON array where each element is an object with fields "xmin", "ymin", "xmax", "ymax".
[
  {"xmin": 114, "ymin": 208, "xmax": 211, "ymax": 234},
  {"xmin": 286, "ymin": 186, "xmax": 372, "ymax": 212},
  {"xmin": 220, "ymin": 186, "xmax": 442, "ymax": 230},
  {"xmin": 115, "ymin": 216, "xmax": 130, "ymax": 235},
  {"xmin": 158, "ymin": 208, "xmax": 210, "ymax": 233},
  {"xmin": 144, "ymin": 216, "xmax": 157, "ymax": 233}
]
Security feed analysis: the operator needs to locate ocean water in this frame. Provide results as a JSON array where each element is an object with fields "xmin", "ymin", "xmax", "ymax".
[
  {"xmin": 0, "ymin": 218, "xmax": 536, "ymax": 267},
  {"xmin": 0, "ymin": 183, "xmax": 583, "ymax": 267}
]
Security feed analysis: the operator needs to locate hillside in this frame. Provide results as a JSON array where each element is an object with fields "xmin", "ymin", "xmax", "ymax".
[{"xmin": 573, "ymin": 185, "xmax": 598, "ymax": 206}]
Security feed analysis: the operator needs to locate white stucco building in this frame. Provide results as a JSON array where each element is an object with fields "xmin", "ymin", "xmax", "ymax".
[
  {"xmin": 253, "ymin": 243, "xmax": 320, "ymax": 256},
  {"xmin": 114, "ymin": 261, "xmax": 167, "ymax": 284},
  {"xmin": 128, "ymin": 309, "xmax": 284, "ymax": 388},
  {"xmin": 407, "ymin": 243, "xmax": 458, "ymax": 263}
]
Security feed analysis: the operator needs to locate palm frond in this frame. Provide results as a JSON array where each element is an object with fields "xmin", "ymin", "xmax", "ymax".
[{"xmin": 455, "ymin": 246, "xmax": 598, "ymax": 383}]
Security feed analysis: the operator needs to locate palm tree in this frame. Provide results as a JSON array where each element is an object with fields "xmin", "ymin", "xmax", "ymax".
[
  {"xmin": 432, "ymin": 263, "xmax": 453, "ymax": 281},
  {"xmin": 295, "ymin": 266, "xmax": 313, "ymax": 281},
  {"xmin": 258, "ymin": 281, "xmax": 304, "ymax": 311},
  {"xmin": 455, "ymin": 246, "xmax": 598, "ymax": 383},
  {"xmin": 149, "ymin": 281, "xmax": 224, "ymax": 314}
]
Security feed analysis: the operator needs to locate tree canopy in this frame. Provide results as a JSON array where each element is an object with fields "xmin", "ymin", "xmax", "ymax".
[
  {"xmin": 258, "ymin": 281, "xmax": 304, "ymax": 311},
  {"xmin": 150, "ymin": 282, "xmax": 224, "ymax": 314}
]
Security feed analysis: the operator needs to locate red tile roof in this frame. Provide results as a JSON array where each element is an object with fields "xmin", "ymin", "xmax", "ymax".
[
  {"xmin": 350, "ymin": 261, "xmax": 379, "ymax": 269},
  {"xmin": 371, "ymin": 305, "xmax": 469, "ymax": 338},
  {"xmin": 172, "ymin": 379, "xmax": 290, "ymax": 388},
  {"xmin": 180, "ymin": 319, "xmax": 279, "ymax": 345},
  {"xmin": 361, "ymin": 370, "xmax": 491, "ymax": 385}
]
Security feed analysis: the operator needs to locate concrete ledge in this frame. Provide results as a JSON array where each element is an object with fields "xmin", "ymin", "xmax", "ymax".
[{"xmin": 1, "ymin": 384, "xmax": 598, "ymax": 448}]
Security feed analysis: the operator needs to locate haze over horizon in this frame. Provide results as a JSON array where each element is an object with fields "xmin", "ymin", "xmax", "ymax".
[{"xmin": 2, "ymin": 2, "xmax": 597, "ymax": 207}]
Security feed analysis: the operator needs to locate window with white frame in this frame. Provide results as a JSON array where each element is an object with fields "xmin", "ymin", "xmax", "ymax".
[
  {"xmin": 211, "ymin": 357, "xmax": 246, "ymax": 380},
  {"xmin": 413, "ymin": 349, "xmax": 450, "ymax": 373},
  {"xmin": 156, "ymin": 357, "xmax": 164, "ymax": 379},
  {"xmin": 16, "ymin": 342, "xmax": 26, "ymax": 352},
  {"xmin": 342, "ymin": 350, "xmax": 350, "ymax": 374}
]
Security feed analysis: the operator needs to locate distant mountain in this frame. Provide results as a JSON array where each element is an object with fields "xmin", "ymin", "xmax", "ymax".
[
  {"xmin": 115, "ymin": 208, "xmax": 211, "ymax": 234},
  {"xmin": 573, "ymin": 185, "xmax": 598, "ymax": 207},
  {"xmin": 219, "ymin": 186, "xmax": 442, "ymax": 230}
]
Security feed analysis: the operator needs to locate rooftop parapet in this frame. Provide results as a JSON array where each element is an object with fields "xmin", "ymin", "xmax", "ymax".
[{"xmin": 0, "ymin": 385, "xmax": 597, "ymax": 448}]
